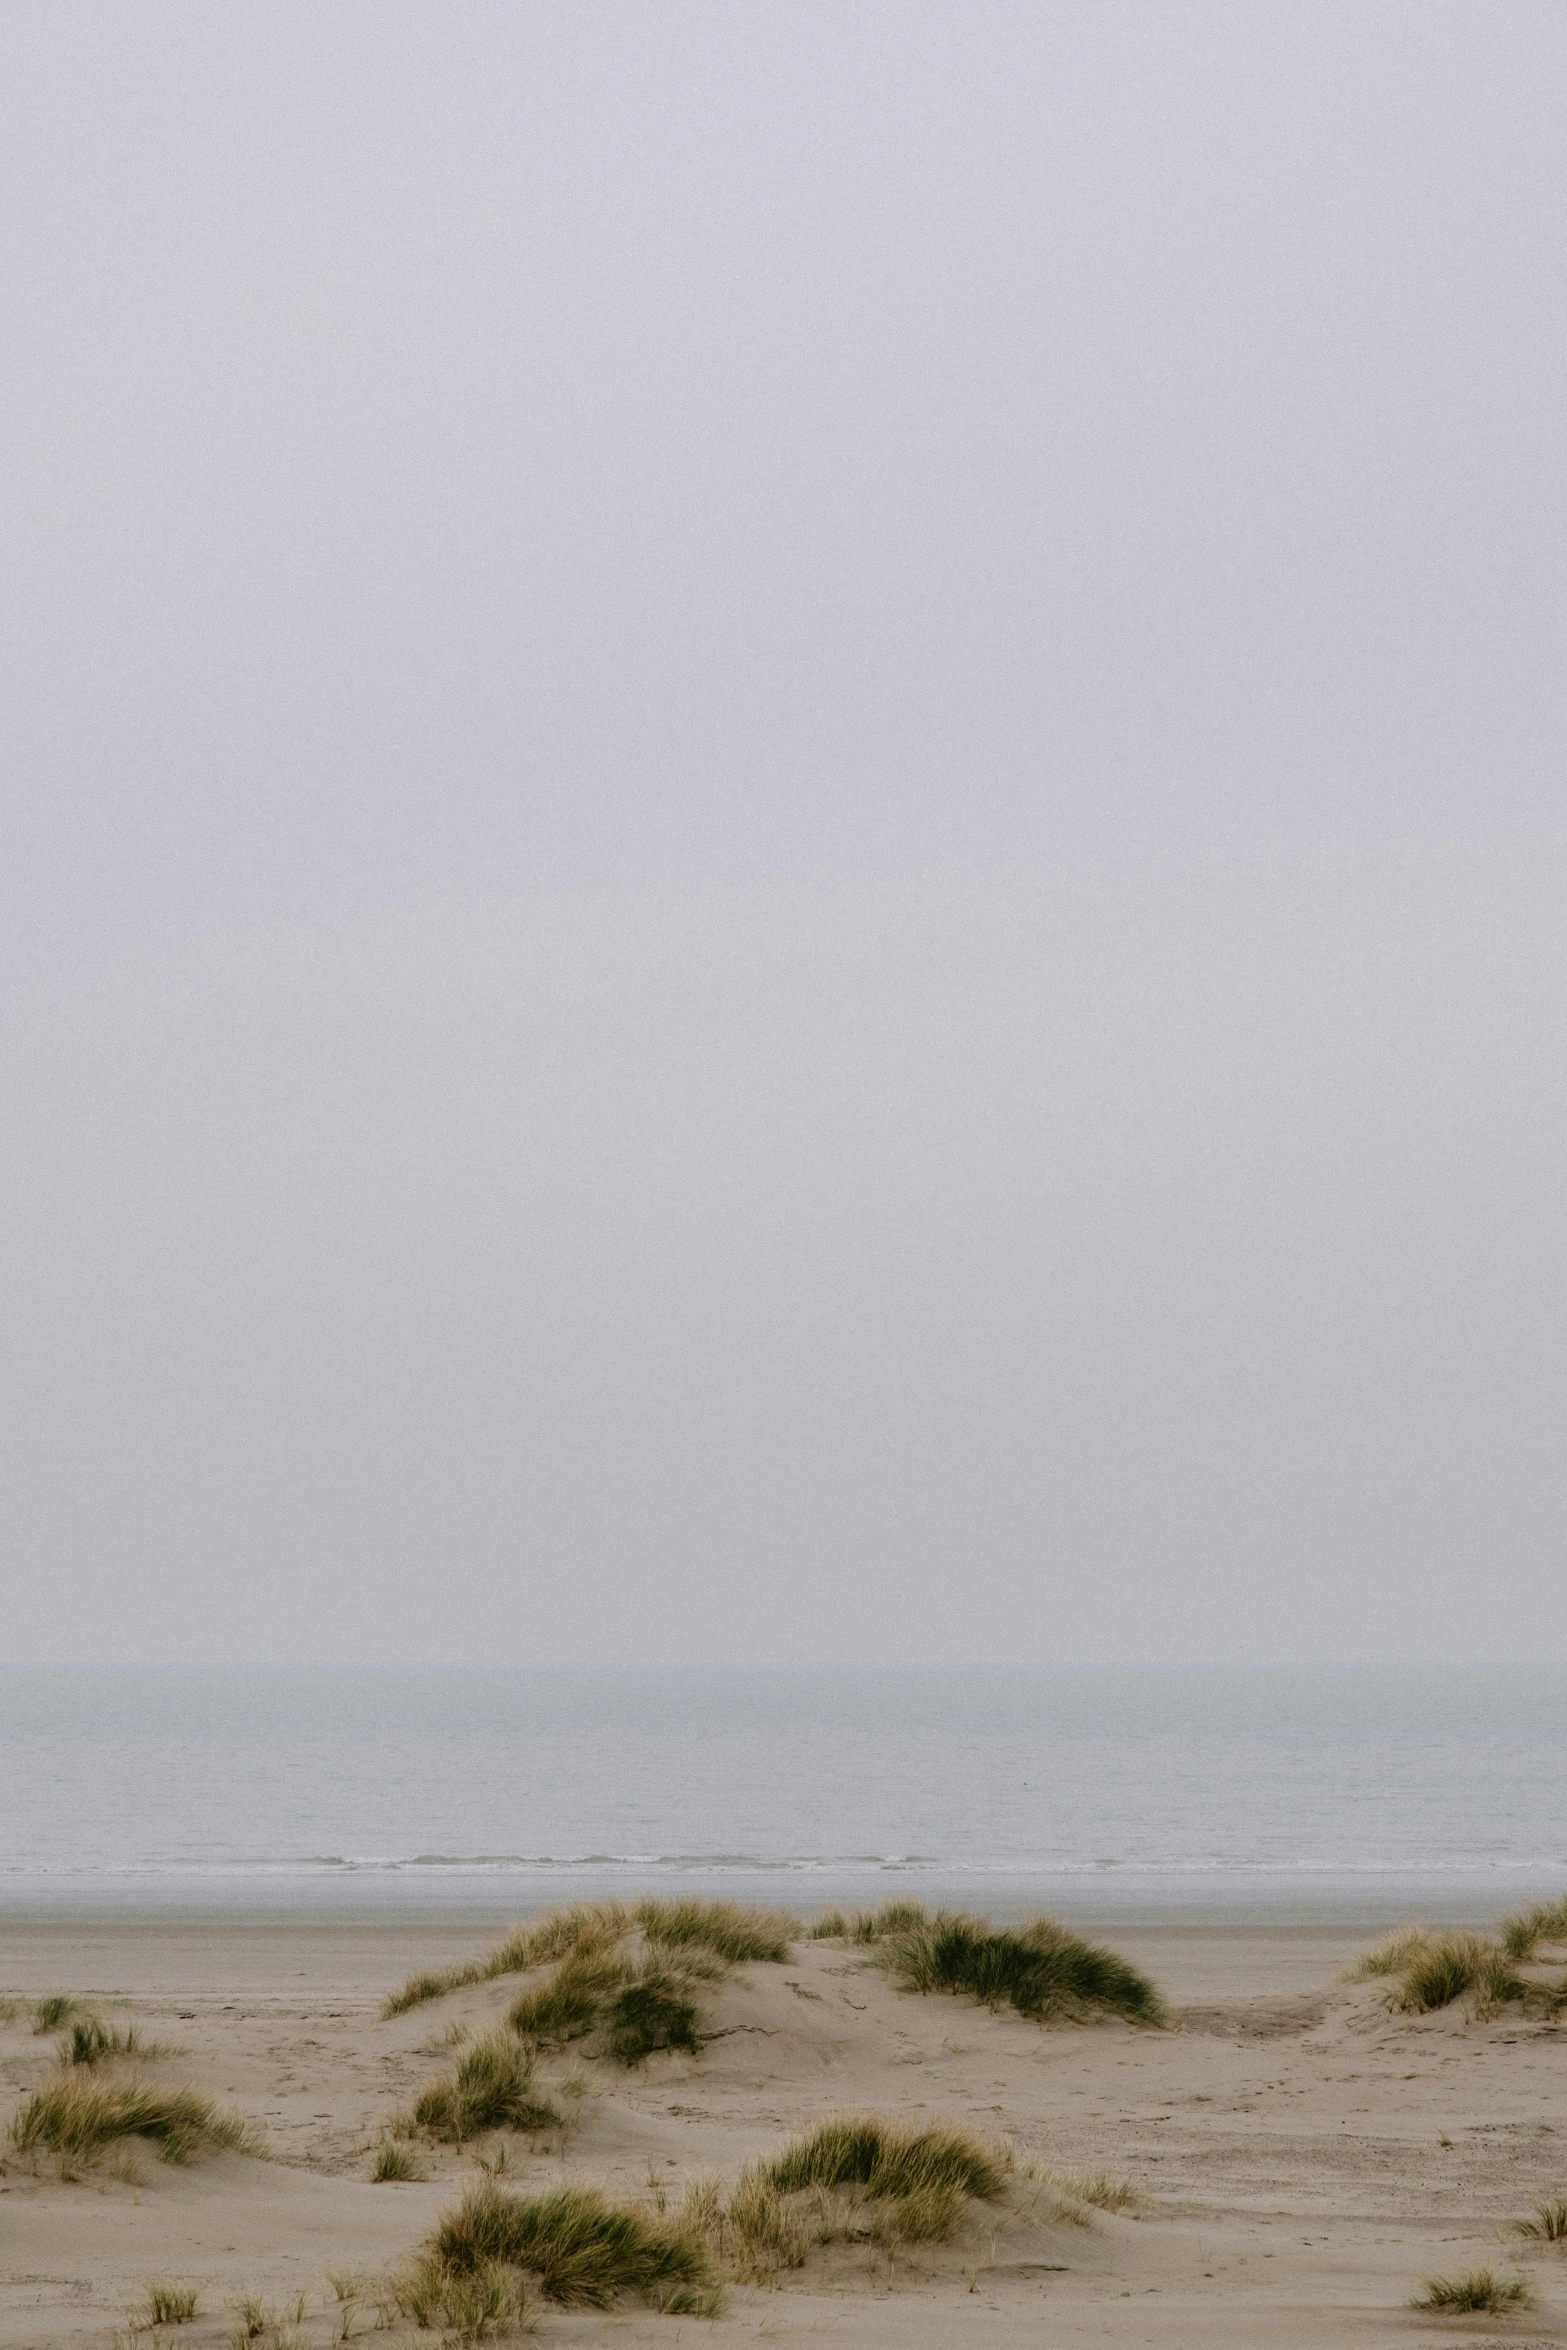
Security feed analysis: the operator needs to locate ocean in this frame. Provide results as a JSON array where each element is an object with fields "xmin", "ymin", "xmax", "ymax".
[{"xmin": 3, "ymin": 1664, "xmax": 1563, "ymax": 1920}]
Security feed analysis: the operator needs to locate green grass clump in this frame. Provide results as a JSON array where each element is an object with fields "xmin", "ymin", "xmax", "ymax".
[
  {"xmin": 1513, "ymin": 2197, "xmax": 1567, "ymax": 2241},
  {"xmin": 508, "ymin": 1952, "xmax": 628, "ymax": 2044},
  {"xmin": 423, "ymin": 2177, "xmax": 717, "ymax": 2310},
  {"xmin": 32, "ymin": 1995, "xmax": 80, "ymax": 2033},
  {"xmin": 1411, "ymin": 2268, "xmax": 1532, "ymax": 2312},
  {"xmin": 605, "ymin": 1970, "xmax": 700, "ymax": 2063},
  {"xmin": 371, "ymin": 2137, "xmax": 424, "ymax": 2182},
  {"xmin": 769, "ymin": 2115, "xmax": 1009, "ymax": 2203},
  {"xmin": 59, "ymin": 2014, "xmax": 153, "ymax": 2066},
  {"xmin": 635, "ymin": 1898, "xmax": 792, "ymax": 1965},
  {"xmin": 1394, "ymin": 1934, "xmax": 1522, "ymax": 2015},
  {"xmin": 1503, "ymin": 1895, "xmax": 1567, "ymax": 1961},
  {"xmin": 848, "ymin": 1899, "xmax": 929, "ymax": 1945},
  {"xmin": 383, "ymin": 1902, "xmax": 633, "ymax": 2016},
  {"xmin": 722, "ymin": 2168, "xmax": 812, "ymax": 2279},
  {"xmin": 1344, "ymin": 1927, "xmax": 1432, "ymax": 1980},
  {"xmin": 870, "ymin": 1906, "xmax": 1163, "ymax": 2026},
  {"xmin": 12, "ymin": 2075, "xmax": 255, "ymax": 2169},
  {"xmin": 413, "ymin": 2031, "xmax": 560, "ymax": 2143},
  {"xmin": 809, "ymin": 1909, "xmax": 848, "ymax": 1939},
  {"xmin": 141, "ymin": 2281, "xmax": 199, "ymax": 2325}
]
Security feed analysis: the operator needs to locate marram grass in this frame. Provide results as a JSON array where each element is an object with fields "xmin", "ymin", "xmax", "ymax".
[
  {"xmin": 635, "ymin": 1898, "xmax": 792, "ymax": 1965},
  {"xmin": 768, "ymin": 2115, "xmax": 1009, "ymax": 2203},
  {"xmin": 412, "ymin": 2031, "xmax": 559, "ymax": 2143},
  {"xmin": 419, "ymin": 2178, "xmax": 718, "ymax": 2311},
  {"xmin": 12, "ymin": 2075, "xmax": 257, "ymax": 2168},
  {"xmin": 1410, "ymin": 2268, "xmax": 1532, "ymax": 2313},
  {"xmin": 860, "ymin": 1903, "xmax": 1164, "ymax": 2025},
  {"xmin": 1503, "ymin": 1894, "xmax": 1567, "ymax": 1961},
  {"xmin": 384, "ymin": 1895, "xmax": 789, "ymax": 2020},
  {"xmin": 1513, "ymin": 2197, "xmax": 1567, "ymax": 2241},
  {"xmin": 141, "ymin": 2281, "xmax": 199, "ymax": 2326}
]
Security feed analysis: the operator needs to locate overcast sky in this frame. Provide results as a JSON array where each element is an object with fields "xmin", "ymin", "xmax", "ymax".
[{"xmin": 2, "ymin": 2, "xmax": 1564, "ymax": 1665}]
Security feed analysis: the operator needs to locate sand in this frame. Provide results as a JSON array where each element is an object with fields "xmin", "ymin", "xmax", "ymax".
[{"xmin": 3, "ymin": 1902, "xmax": 1565, "ymax": 2348}]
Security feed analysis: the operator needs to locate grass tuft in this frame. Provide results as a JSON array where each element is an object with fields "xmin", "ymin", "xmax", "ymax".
[
  {"xmin": 32, "ymin": 1995, "xmax": 80, "ymax": 2033},
  {"xmin": 383, "ymin": 1904, "xmax": 632, "ymax": 2017},
  {"xmin": 413, "ymin": 2032, "xmax": 560, "ymax": 2143},
  {"xmin": 809, "ymin": 1909, "xmax": 848, "ymax": 1939},
  {"xmin": 60, "ymin": 2015, "xmax": 154, "ymax": 2066},
  {"xmin": 1394, "ymin": 1934, "xmax": 1523, "ymax": 2016},
  {"xmin": 635, "ymin": 1898, "xmax": 792, "ymax": 1965},
  {"xmin": 1513, "ymin": 2198, "xmax": 1567, "ymax": 2241},
  {"xmin": 605, "ymin": 1970, "xmax": 701, "ymax": 2064},
  {"xmin": 423, "ymin": 2177, "xmax": 716, "ymax": 2309},
  {"xmin": 768, "ymin": 2115, "xmax": 1009, "ymax": 2203},
  {"xmin": 1042, "ymin": 2167, "xmax": 1137, "ymax": 2212},
  {"xmin": 1411, "ymin": 2268, "xmax": 1533, "ymax": 2312},
  {"xmin": 12, "ymin": 2075, "xmax": 257, "ymax": 2169},
  {"xmin": 871, "ymin": 1906, "xmax": 1164, "ymax": 2026},
  {"xmin": 507, "ymin": 1953, "xmax": 628, "ymax": 2045},
  {"xmin": 370, "ymin": 2137, "xmax": 424, "ymax": 2182},
  {"xmin": 848, "ymin": 1900, "xmax": 929, "ymax": 1945},
  {"xmin": 141, "ymin": 2281, "xmax": 198, "ymax": 2326},
  {"xmin": 1344, "ymin": 1927, "xmax": 1432, "ymax": 1981},
  {"xmin": 1503, "ymin": 1895, "xmax": 1567, "ymax": 1962}
]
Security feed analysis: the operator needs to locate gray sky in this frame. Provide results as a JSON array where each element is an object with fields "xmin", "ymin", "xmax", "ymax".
[{"xmin": 2, "ymin": 3, "xmax": 1564, "ymax": 1664}]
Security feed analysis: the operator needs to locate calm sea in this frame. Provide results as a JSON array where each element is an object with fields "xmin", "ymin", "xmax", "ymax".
[{"xmin": 3, "ymin": 1666, "xmax": 1563, "ymax": 1919}]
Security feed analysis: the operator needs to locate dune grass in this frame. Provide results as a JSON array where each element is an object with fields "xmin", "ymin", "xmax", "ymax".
[
  {"xmin": 845, "ymin": 1899, "xmax": 929, "ymax": 1946},
  {"xmin": 1344, "ymin": 1927, "xmax": 1433, "ymax": 1981},
  {"xmin": 635, "ymin": 1898, "xmax": 792, "ymax": 1965},
  {"xmin": 59, "ymin": 2014, "xmax": 155, "ymax": 2066},
  {"xmin": 32, "ymin": 1995, "xmax": 81, "ymax": 2033},
  {"xmin": 412, "ymin": 2032, "xmax": 560, "ymax": 2143},
  {"xmin": 1035, "ymin": 2166, "xmax": 1137, "ymax": 2212},
  {"xmin": 809, "ymin": 1909, "xmax": 848, "ymax": 1940},
  {"xmin": 416, "ymin": 2178, "xmax": 718, "ymax": 2312},
  {"xmin": 1503, "ymin": 1895, "xmax": 1567, "ymax": 1961},
  {"xmin": 769, "ymin": 2115, "xmax": 1009, "ymax": 2202},
  {"xmin": 859, "ymin": 1903, "xmax": 1163, "ymax": 2026},
  {"xmin": 141, "ymin": 2281, "xmax": 199, "ymax": 2326},
  {"xmin": 383, "ymin": 1895, "xmax": 784, "ymax": 2021},
  {"xmin": 1513, "ymin": 2197, "xmax": 1567, "ymax": 2241},
  {"xmin": 370, "ymin": 2137, "xmax": 424, "ymax": 2182},
  {"xmin": 12, "ymin": 2075, "xmax": 256, "ymax": 2169},
  {"xmin": 507, "ymin": 1952, "xmax": 629, "ymax": 2044},
  {"xmin": 1348, "ymin": 1908, "xmax": 1567, "ymax": 2015},
  {"xmin": 383, "ymin": 1903, "xmax": 632, "ymax": 2017},
  {"xmin": 605, "ymin": 1969, "xmax": 701, "ymax": 2063},
  {"xmin": 1411, "ymin": 2268, "xmax": 1532, "ymax": 2312},
  {"xmin": 1392, "ymin": 1934, "xmax": 1523, "ymax": 2015}
]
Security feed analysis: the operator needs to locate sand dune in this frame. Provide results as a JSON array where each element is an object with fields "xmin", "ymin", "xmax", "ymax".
[{"xmin": 3, "ymin": 1906, "xmax": 1566, "ymax": 2347}]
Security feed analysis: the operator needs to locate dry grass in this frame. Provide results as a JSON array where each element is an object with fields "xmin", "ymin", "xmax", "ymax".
[
  {"xmin": 139, "ymin": 2281, "xmax": 199, "ymax": 2326},
  {"xmin": 1411, "ymin": 2268, "xmax": 1532, "ymax": 2312},
  {"xmin": 414, "ymin": 2177, "xmax": 719, "ymax": 2312},
  {"xmin": 865, "ymin": 1903, "xmax": 1164, "ymax": 2026},
  {"xmin": 370, "ymin": 2137, "xmax": 424, "ymax": 2182},
  {"xmin": 809, "ymin": 1909, "xmax": 848, "ymax": 1940},
  {"xmin": 60, "ymin": 2014, "xmax": 158, "ymax": 2066},
  {"xmin": 412, "ymin": 2032, "xmax": 559, "ymax": 2143},
  {"xmin": 1344, "ymin": 1927, "xmax": 1433, "ymax": 1980},
  {"xmin": 1033, "ymin": 2165, "xmax": 1137, "ymax": 2212},
  {"xmin": 1503, "ymin": 1895, "xmax": 1567, "ymax": 1961},
  {"xmin": 1393, "ymin": 1934, "xmax": 1523, "ymax": 2015},
  {"xmin": 635, "ymin": 1898, "xmax": 792, "ymax": 1965},
  {"xmin": 383, "ymin": 1903, "xmax": 632, "ymax": 2017},
  {"xmin": 1513, "ymin": 2198, "xmax": 1567, "ymax": 2241},
  {"xmin": 12, "ymin": 2075, "xmax": 257, "ymax": 2171},
  {"xmin": 507, "ymin": 1953, "xmax": 628, "ymax": 2044},
  {"xmin": 769, "ymin": 2115, "xmax": 1009, "ymax": 2202},
  {"xmin": 714, "ymin": 2115, "xmax": 1015, "ymax": 2259}
]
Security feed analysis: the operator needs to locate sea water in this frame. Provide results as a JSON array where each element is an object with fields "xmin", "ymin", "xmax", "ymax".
[{"xmin": 2, "ymin": 1665, "xmax": 1563, "ymax": 1917}]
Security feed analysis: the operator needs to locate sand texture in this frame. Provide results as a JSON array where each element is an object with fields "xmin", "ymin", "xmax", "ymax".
[{"xmin": 3, "ymin": 1907, "xmax": 1566, "ymax": 2348}]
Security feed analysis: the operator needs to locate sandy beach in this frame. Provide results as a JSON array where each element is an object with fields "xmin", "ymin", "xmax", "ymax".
[{"xmin": 4, "ymin": 1900, "xmax": 1565, "ymax": 2350}]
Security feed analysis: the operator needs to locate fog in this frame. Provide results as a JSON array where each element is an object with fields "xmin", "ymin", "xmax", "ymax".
[{"xmin": 2, "ymin": 6, "xmax": 1563, "ymax": 1662}]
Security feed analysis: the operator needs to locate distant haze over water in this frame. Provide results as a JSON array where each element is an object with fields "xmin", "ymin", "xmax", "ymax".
[{"xmin": 4, "ymin": 1667, "xmax": 1564, "ymax": 1920}]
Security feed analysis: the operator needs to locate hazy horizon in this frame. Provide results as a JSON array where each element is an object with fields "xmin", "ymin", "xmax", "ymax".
[{"xmin": 4, "ymin": 5, "xmax": 1564, "ymax": 1668}]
